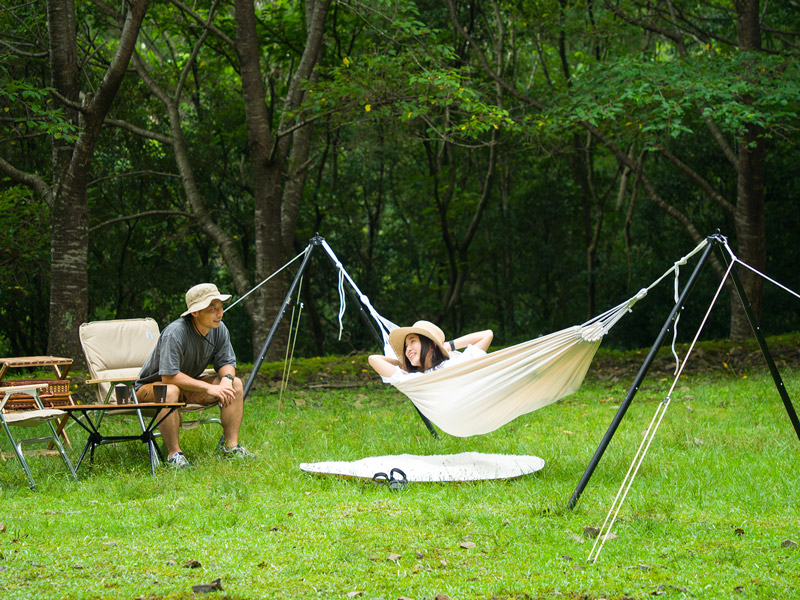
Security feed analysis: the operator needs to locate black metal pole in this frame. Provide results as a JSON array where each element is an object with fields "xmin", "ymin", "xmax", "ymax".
[
  {"xmin": 722, "ymin": 254, "xmax": 800, "ymax": 442},
  {"xmin": 242, "ymin": 236, "xmax": 322, "ymax": 400},
  {"xmin": 567, "ymin": 237, "xmax": 719, "ymax": 509}
]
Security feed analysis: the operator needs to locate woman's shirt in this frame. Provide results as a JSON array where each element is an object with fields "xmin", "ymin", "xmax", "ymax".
[{"xmin": 381, "ymin": 344, "xmax": 487, "ymax": 385}]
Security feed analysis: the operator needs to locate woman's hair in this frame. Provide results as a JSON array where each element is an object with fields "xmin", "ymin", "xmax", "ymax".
[{"xmin": 403, "ymin": 334, "xmax": 447, "ymax": 373}]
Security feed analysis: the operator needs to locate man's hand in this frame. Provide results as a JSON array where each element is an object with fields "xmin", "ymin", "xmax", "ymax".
[{"xmin": 211, "ymin": 379, "xmax": 237, "ymax": 407}]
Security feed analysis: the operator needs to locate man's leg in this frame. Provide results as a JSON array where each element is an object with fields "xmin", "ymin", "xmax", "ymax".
[
  {"xmin": 219, "ymin": 376, "xmax": 244, "ymax": 449},
  {"xmin": 138, "ymin": 383, "xmax": 183, "ymax": 459},
  {"xmin": 183, "ymin": 375, "xmax": 245, "ymax": 449}
]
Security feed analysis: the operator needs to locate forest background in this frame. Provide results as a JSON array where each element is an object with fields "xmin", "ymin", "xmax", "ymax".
[{"xmin": 2, "ymin": 0, "xmax": 799, "ymax": 366}]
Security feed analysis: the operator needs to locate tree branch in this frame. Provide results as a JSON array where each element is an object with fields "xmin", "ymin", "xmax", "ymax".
[
  {"xmin": 102, "ymin": 117, "xmax": 173, "ymax": 144},
  {"xmin": 168, "ymin": 0, "xmax": 235, "ymax": 48},
  {"xmin": 89, "ymin": 210, "xmax": 196, "ymax": 233},
  {"xmin": 655, "ymin": 143, "xmax": 736, "ymax": 215},
  {"xmin": 0, "ymin": 156, "xmax": 53, "ymax": 207}
]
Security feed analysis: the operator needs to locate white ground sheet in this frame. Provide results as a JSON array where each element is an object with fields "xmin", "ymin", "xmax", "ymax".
[{"xmin": 300, "ymin": 452, "xmax": 545, "ymax": 482}]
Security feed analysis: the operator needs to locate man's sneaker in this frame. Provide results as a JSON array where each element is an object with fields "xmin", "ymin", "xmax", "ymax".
[
  {"xmin": 167, "ymin": 452, "xmax": 191, "ymax": 469},
  {"xmin": 218, "ymin": 444, "xmax": 255, "ymax": 459}
]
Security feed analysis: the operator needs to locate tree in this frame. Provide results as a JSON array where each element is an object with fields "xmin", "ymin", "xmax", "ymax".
[
  {"xmin": 444, "ymin": 0, "xmax": 800, "ymax": 339},
  {"xmin": 0, "ymin": 0, "xmax": 149, "ymax": 362}
]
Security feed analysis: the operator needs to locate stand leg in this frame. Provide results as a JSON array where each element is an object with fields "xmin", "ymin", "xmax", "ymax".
[{"xmin": 568, "ymin": 237, "xmax": 718, "ymax": 509}]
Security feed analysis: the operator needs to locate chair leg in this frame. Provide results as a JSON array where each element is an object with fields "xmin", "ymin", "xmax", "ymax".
[
  {"xmin": 2, "ymin": 419, "xmax": 77, "ymax": 489},
  {"xmin": 2, "ymin": 421, "xmax": 37, "ymax": 489},
  {"xmin": 46, "ymin": 419, "xmax": 77, "ymax": 481}
]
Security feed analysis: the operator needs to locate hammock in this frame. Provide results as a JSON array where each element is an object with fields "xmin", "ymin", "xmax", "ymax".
[
  {"xmin": 236, "ymin": 238, "xmax": 708, "ymax": 437},
  {"xmin": 323, "ymin": 239, "xmax": 710, "ymax": 438}
]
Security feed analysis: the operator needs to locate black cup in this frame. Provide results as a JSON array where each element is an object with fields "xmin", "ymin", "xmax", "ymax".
[
  {"xmin": 114, "ymin": 384, "xmax": 130, "ymax": 405},
  {"xmin": 153, "ymin": 384, "xmax": 167, "ymax": 403}
]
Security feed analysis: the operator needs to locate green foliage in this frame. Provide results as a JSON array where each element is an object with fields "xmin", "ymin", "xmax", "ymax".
[
  {"xmin": 0, "ymin": 187, "xmax": 49, "ymax": 355},
  {"xmin": 549, "ymin": 52, "xmax": 800, "ymax": 144}
]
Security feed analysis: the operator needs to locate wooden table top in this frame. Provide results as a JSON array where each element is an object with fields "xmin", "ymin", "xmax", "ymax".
[
  {"xmin": 61, "ymin": 402, "xmax": 185, "ymax": 411},
  {"xmin": 0, "ymin": 356, "xmax": 73, "ymax": 368}
]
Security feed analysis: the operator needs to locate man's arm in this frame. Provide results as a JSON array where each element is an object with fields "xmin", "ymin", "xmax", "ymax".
[{"xmin": 161, "ymin": 370, "xmax": 237, "ymax": 406}]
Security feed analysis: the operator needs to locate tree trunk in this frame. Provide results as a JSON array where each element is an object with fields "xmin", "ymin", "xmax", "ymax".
[
  {"xmin": 234, "ymin": 0, "xmax": 331, "ymax": 360},
  {"xmin": 45, "ymin": 0, "xmax": 149, "ymax": 362},
  {"xmin": 729, "ymin": 0, "xmax": 766, "ymax": 340}
]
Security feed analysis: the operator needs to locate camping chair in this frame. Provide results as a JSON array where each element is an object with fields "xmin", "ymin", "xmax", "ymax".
[
  {"xmin": 79, "ymin": 318, "xmax": 222, "ymax": 434},
  {"xmin": 1, "ymin": 383, "xmax": 77, "ymax": 489}
]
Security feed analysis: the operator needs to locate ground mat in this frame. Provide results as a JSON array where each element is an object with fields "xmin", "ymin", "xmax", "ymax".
[{"xmin": 299, "ymin": 452, "xmax": 545, "ymax": 482}]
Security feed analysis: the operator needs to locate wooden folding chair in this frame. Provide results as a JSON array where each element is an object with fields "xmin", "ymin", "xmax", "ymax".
[{"xmin": 0, "ymin": 383, "xmax": 77, "ymax": 488}]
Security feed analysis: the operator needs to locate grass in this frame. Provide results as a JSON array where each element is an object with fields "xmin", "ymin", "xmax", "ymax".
[{"xmin": 1, "ymin": 344, "xmax": 799, "ymax": 599}]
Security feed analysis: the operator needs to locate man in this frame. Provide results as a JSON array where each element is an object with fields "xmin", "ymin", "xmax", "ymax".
[{"xmin": 135, "ymin": 283, "xmax": 253, "ymax": 468}]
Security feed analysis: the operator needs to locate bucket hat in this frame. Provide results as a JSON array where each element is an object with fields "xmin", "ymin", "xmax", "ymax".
[{"xmin": 181, "ymin": 283, "xmax": 232, "ymax": 317}]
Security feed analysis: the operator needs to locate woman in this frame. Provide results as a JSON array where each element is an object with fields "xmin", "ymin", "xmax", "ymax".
[{"xmin": 369, "ymin": 320, "xmax": 493, "ymax": 384}]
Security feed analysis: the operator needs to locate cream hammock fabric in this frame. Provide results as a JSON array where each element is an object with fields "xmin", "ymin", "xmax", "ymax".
[{"xmin": 325, "ymin": 238, "xmax": 709, "ymax": 438}]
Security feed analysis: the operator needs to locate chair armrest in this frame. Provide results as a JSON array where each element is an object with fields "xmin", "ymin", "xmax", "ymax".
[
  {"xmin": 0, "ymin": 383, "xmax": 49, "ymax": 412},
  {"xmin": 86, "ymin": 376, "xmax": 137, "ymax": 385},
  {"xmin": 0, "ymin": 383, "xmax": 49, "ymax": 394}
]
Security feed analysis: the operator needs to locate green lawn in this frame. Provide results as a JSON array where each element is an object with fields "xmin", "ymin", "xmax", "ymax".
[{"xmin": 1, "ymin": 354, "xmax": 798, "ymax": 599}]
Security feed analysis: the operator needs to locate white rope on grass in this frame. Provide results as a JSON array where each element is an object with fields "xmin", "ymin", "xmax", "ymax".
[{"xmin": 588, "ymin": 256, "xmax": 735, "ymax": 564}]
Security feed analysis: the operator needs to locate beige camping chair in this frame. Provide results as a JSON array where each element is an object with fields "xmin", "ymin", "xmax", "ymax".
[
  {"xmin": 79, "ymin": 318, "xmax": 222, "ymax": 432},
  {"xmin": 1, "ymin": 383, "xmax": 77, "ymax": 488}
]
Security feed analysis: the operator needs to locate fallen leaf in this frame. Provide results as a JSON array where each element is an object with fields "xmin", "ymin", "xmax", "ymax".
[
  {"xmin": 184, "ymin": 559, "xmax": 202, "ymax": 569},
  {"xmin": 387, "ymin": 553, "xmax": 402, "ymax": 562},
  {"xmin": 192, "ymin": 578, "xmax": 223, "ymax": 594},
  {"xmin": 435, "ymin": 595, "xmax": 452, "ymax": 600},
  {"xmin": 563, "ymin": 429, "xmax": 574, "ymax": 435},
  {"xmin": 460, "ymin": 541, "xmax": 477, "ymax": 549},
  {"xmin": 781, "ymin": 539, "xmax": 798, "ymax": 549},
  {"xmin": 734, "ymin": 585, "xmax": 744, "ymax": 593},
  {"xmin": 734, "ymin": 528, "xmax": 745, "ymax": 537},
  {"xmin": 583, "ymin": 526, "xmax": 601, "ymax": 538},
  {"xmin": 0, "ymin": 523, "xmax": 5, "ymax": 533},
  {"xmin": 346, "ymin": 592, "xmax": 363, "ymax": 598}
]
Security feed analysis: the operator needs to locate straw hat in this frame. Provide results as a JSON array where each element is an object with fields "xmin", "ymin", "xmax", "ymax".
[
  {"xmin": 181, "ymin": 283, "xmax": 232, "ymax": 317},
  {"xmin": 389, "ymin": 320, "xmax": 450, "ymax": 363}
]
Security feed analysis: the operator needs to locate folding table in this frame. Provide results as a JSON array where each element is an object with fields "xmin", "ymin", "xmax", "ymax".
[{"xmin": 60, "ymin": 402, "xmax": 185, "ymax": 476}]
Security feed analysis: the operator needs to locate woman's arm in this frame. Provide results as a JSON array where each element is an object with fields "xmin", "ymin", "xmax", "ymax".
[
  {"xmin": 368, "ymin": 354, "xmax": 402, "ymax": 378},
  {"xmin": 449, "ymin": 329, "xmax": 493, "ymax": 352}
]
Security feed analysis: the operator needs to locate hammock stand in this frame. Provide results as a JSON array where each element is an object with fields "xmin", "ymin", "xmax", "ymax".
[
  {"xmin": 241, "ymin": 234, "xmax": 441, "ymax": 437},
  {"xmin": 569, "ymin": 232, "xmax": 800, "ymax": 510},
  {"xmin": 240, "ymin": 233, "xmax": 800, "ymax": 509}
]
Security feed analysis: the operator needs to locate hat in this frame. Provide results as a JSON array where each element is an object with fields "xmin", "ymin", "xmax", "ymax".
[
  {"xmin": 181, "ymin": 283, "xmax": 232, "ymax": 317},
  {"xmin": 388, "ymin": 320, "xmax": 450, "ymax": 363}
]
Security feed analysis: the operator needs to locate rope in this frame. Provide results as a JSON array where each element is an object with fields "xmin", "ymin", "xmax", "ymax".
[
  {"xmin": 277, "ymin": 275, "xmax": 305, "ymax": 415},
  {"xmin": 226, "ymin": 247, "xmax": 309, "ymax": 312},
  {"xmin": 588, "ymin": 257, "xmax": 735, "ymax": 563},
  {"xmin": 319, "ymin": 239, "xmax": 397, "ymax": 345},
  {"xmin": 580, "ymin": 239, "xmax": 710, "ymax": 341}
]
